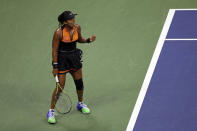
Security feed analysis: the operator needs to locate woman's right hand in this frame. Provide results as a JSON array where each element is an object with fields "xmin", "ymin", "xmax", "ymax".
[{"xmin": 52, "ymin": 68, "xmax": 59, "ymax": 76}]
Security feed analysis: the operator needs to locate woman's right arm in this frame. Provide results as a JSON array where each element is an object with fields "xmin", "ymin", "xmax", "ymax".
[{"xmin": 52, "ymin": 28, "xmax": 61, "ymax": 76}]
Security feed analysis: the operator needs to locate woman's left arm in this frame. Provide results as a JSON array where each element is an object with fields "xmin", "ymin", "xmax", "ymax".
[{"xmin": 76, "ymin": 24, "xmax": 96, "ymax": 43}]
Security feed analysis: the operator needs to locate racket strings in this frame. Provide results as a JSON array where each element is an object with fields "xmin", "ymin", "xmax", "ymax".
[
  {"xmin": 56, "ymin": 93, "xmax": 72, "ymax": 114},
  {"xmin": 54, "ymin": 82, "xmax": 72, "ymax": 114}
]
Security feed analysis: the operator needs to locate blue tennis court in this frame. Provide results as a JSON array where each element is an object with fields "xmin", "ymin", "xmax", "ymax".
[{"xmin": 126, "ymin": 9, "xmax": 197, "ymax": 131}]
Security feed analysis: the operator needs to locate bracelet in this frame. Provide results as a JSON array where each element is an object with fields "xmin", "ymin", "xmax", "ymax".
[
  {"xmin": 52, "ymin": 62, "xmax": 58, "ymax": 69},
  {"xmin": 86, "ymin": 38, "xmax": 91, "ymax": 43}
]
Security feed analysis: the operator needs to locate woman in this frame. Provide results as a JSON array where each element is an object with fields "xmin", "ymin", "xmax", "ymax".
[{"xmin": 47, "ymin": 10, "xmax": 96, "ymax": 124}]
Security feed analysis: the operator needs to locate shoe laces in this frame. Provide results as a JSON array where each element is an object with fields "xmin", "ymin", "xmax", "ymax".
[
  {"xmin": 48, "ymin": 110, "xmax": 55, "ymax": 118},
  {"xmin": 80, "ymin": 102, "xmax": 87, "ymax": 108}
]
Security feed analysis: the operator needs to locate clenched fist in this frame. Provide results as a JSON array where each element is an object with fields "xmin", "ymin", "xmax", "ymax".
[{"xmin": 90, "ymin": 35, "xmax": 96, "ymax": 42}]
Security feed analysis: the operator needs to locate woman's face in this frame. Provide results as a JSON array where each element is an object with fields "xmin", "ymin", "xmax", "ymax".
[{"xmin": 65, "ymin": 17, "xmax": 75, "ymax": 28}]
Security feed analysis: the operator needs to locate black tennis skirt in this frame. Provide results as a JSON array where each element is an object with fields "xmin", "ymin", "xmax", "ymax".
[{"xmin": 57, "ymin": 48, "xmax": 83, "ymax": 74}]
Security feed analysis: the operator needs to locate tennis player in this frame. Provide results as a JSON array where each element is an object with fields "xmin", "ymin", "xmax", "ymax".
[{"xmin": 47, "ymin": 10, "xmax": 96, "ymax": 124}]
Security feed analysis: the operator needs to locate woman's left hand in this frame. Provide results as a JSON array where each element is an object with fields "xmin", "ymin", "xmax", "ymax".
[{"xmin": 90, "ymin": 35, "xmax": 96, "ymax": 42}]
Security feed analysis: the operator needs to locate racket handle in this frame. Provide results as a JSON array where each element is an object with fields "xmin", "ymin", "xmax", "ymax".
[{"xmin": 55, "ymin": 75, "xmax": 59, "ymax": 83}]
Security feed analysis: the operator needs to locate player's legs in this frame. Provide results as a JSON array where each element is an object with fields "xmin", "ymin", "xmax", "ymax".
[{"xmin": 69, "ymin": 68, "xmax": 90, "ymax": 114}]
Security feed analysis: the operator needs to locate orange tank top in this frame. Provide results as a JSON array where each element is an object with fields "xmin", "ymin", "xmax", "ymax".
[
  {"xmin": 61, "ymin": 25, "xmax": 78, "ymax": 42},
  {"xmin": 58, "ymin": 24, "xmax": 79, "ymax": 51}
]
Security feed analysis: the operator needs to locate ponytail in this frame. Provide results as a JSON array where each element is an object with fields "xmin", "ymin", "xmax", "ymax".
[{"xmin": 58, "ymin": 13, "xmax": 64, "ymax": 26}]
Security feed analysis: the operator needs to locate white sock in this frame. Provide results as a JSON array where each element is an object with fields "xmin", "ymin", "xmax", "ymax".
[{"xmin": 49, "ymin": 109, "xmax": 54, "ymax": 111}]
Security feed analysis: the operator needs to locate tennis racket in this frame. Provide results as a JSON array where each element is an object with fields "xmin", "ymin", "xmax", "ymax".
[{"xmin": 54, "ymin": 75, "xmax": 72, "ymax": 114}]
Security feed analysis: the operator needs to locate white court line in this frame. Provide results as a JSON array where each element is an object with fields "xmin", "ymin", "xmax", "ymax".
[
  {"xmin": 126, "ymin": 9, "xmax": 176, "ymax": 131},
  {"xmin": 173, "ymin": 9, "xmax": 197, "ymax": 10},
  {"xmin": 166, "ymin": 39, "xmax": 197, "ymax": 41}
]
